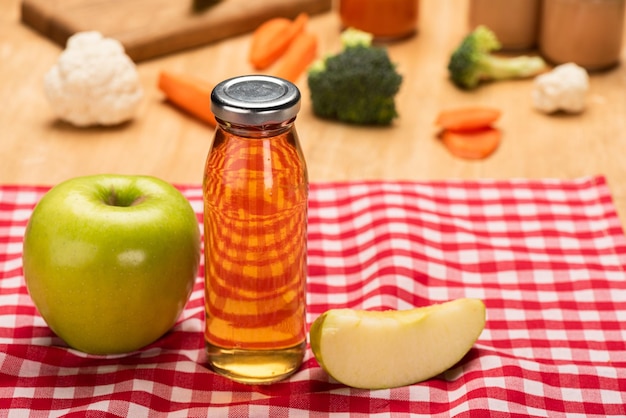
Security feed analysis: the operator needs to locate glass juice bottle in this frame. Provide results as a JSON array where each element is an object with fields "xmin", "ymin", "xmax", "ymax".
[{"xmin": 203, "ymin": 75, "xmax": 308, "ymax": 384}]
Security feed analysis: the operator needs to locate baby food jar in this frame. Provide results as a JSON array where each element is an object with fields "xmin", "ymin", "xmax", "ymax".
[
  {"xmin": 468, "ymin": 0, "xmax": 541, "ymax": 50},
  {"xmin": 338, "ymin": 0, "xmax": 419, "ymax": 41},
  {"xmin": 539, "ymin": 0, "xmax": 625, "ymax": 70}
]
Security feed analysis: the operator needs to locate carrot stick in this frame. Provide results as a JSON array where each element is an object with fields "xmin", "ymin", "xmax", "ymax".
[
  {"xmin": 157, "ymin": 71, "xmax": 216, "ymax": 126},
  {"xmin": 272, "ymin": 31, "xmax": 318, "ymax": 83},
  {"xmin": 441, "ymin": 127, "xmax": 502, "ymax": 160},
  {"xmin": 435, "ymin": 107, "xmax": 501, "ymax": 131},
  {"xmin": 249, "ymin": 13, "xmax": 309, "ymax": 70}
]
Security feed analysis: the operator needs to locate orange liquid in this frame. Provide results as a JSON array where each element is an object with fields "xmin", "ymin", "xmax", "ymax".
[
  {"xmin": 339, "ymin": 0, "xmax": 419, "ymax": 40},
  {"xmin": 203, "ymin": 121, "xmax": 307, "ymax": 383}
]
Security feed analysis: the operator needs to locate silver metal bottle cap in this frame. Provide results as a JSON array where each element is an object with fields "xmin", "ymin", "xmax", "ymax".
[{"xmin": 211, "ymin": 75, "xmax": 301, "ymax": 125}]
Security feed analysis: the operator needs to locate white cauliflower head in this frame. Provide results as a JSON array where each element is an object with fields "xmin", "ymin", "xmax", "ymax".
[
  {"xmin": 44, "ymin": 31, "xmax": 143, "ymax": 127},
  {"xmin": 532, "ymin": 63, "xmax": 589, "ymax": 114}
]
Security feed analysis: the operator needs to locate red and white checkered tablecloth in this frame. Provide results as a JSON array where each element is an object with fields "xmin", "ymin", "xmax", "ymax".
[{"xmin": 1, "ymin": 176, "xmax": 626, "ymax": 417}]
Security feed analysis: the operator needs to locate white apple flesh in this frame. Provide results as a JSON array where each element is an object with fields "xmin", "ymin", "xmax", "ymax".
[
  {"xmin": 309, "ymin": 298, "xmax": 486, "ymax": 389},
  {"xmin": 23, "ymin": 174, "xmax": 201, "ymax": 355}
]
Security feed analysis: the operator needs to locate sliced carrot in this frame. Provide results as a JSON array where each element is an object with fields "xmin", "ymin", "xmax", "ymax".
[
  {"xmin": 272, "ymin": 31, "xmax": 318, "ymax": 83},
  {"xmin": 249, "ymin": 13, "xmax": 309, "ymax": 70},
  {"xmin": 157, "ymin": 71, "xmax": 216, "ymax": 126},
  {"xmin": 441, "ymin": 127, "xmax": 502, "ymax": 160},
  {"xmin": 435, "ymin": 107, "xmax": 501, "ymax": 131}
]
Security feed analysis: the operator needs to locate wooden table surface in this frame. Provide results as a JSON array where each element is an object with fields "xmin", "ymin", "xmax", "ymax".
[{"xmin": 2, "ymin": 0, "xmax": 626, "ymax": 228}]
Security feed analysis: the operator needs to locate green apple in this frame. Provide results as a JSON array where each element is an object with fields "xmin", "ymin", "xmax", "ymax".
[
  {"xmin": 309, "ymin": 298, "xmax": 486, "ymax": 389},
  {"xmin": 22, "ymin": 174, "xmax": 201, "ymax": 355}
]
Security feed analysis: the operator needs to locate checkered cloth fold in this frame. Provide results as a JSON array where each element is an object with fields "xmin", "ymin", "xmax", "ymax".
[{"xmin": 1, "ymin": 176, "xmax": 625, "ymax": 417}]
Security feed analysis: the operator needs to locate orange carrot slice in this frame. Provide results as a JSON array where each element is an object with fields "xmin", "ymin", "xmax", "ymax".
[
  {"xmin": 249, "ymin": 13, "xmax": 309, "ymax": 70},
  {"xmin": 441, "ymin": 127, "xmax": 502, "ymax": 160},
  {"xmin": 272, "ymin": 31, "xmax": 318, "ymax": 83},
  {"xmin": 435, "ymin": 107, "xmax": 501, "ymax": 131},
  {"xmin": 158, "ymin": 71, "xmax": 216, "ymax": 126}
]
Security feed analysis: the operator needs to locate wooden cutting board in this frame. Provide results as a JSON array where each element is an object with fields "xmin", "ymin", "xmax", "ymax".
[{"xmin": 21, "ymin": 0, "xmax": 332, "ymax": 62}]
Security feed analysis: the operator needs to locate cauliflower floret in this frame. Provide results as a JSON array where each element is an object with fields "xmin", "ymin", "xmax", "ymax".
[
  {"xmin": 44, "ymin": 31, "xmax": 143, "ymax": 127},
  {"xmin": 532, "ymin": 63, "xmax": 589, "ymax": 114}
]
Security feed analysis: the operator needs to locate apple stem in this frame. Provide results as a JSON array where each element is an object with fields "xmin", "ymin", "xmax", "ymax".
[{"xmin": 105, "ymin": 188, "xmax": 146, "ymax": 207}]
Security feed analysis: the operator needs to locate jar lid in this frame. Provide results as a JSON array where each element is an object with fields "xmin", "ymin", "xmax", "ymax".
[{"xmin": 211, "ymin": 75, "xmax": 301, "ymax": 125}]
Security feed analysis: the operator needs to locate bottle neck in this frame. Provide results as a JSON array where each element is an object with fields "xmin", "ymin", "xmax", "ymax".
[{"xmin": 216, "ymin": 117, "xmax": 296, "ymax": 139}]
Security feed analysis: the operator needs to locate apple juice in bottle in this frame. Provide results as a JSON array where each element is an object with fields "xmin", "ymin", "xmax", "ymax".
[{"xmin": 203, "ymin": 75, "xmax": 308, "ymax": 384}]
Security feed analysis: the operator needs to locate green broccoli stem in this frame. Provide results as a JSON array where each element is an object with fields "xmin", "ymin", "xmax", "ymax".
[{"xmin": 481, "ymin": 55, "xmax": 547, "ymax": 80}]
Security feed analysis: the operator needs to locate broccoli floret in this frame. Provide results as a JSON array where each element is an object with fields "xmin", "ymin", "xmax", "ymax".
[
  {"xmin": 341, "ymin": 27, "xmax": 374, "ymax": 48},
  {"xmin": 307, "ymin": 28, "xmax": 402, "ymax": 125},
  {"xmin": 448, "ymin": 25, "xmax": 548, "ymax": 89}
]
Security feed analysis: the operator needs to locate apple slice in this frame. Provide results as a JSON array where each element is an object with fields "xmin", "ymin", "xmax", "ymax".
[{"xmin": 309, "ymin": 298, "xmax": 486, "ymax": 389}]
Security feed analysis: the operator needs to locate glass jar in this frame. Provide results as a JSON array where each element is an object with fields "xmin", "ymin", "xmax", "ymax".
[
  {"xmin": 468, "ymin": 0, "xmax": 541, "ymax": 50},
  {"xmin": 203, "ymin": 75, "xmax": 308, "ymax": 384},
  {"xmin": 539, "ymin": 0, "xmax": 625, "ymax": 70},
  {"xmin": 339, "ymin": 0, "xmax": 419, "ymax": 41}
]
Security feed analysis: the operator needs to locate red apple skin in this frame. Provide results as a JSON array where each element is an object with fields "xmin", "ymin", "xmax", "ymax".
[{"xmin": 23, "ymin": 174, "xmax": 201, "ymax": 355}]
